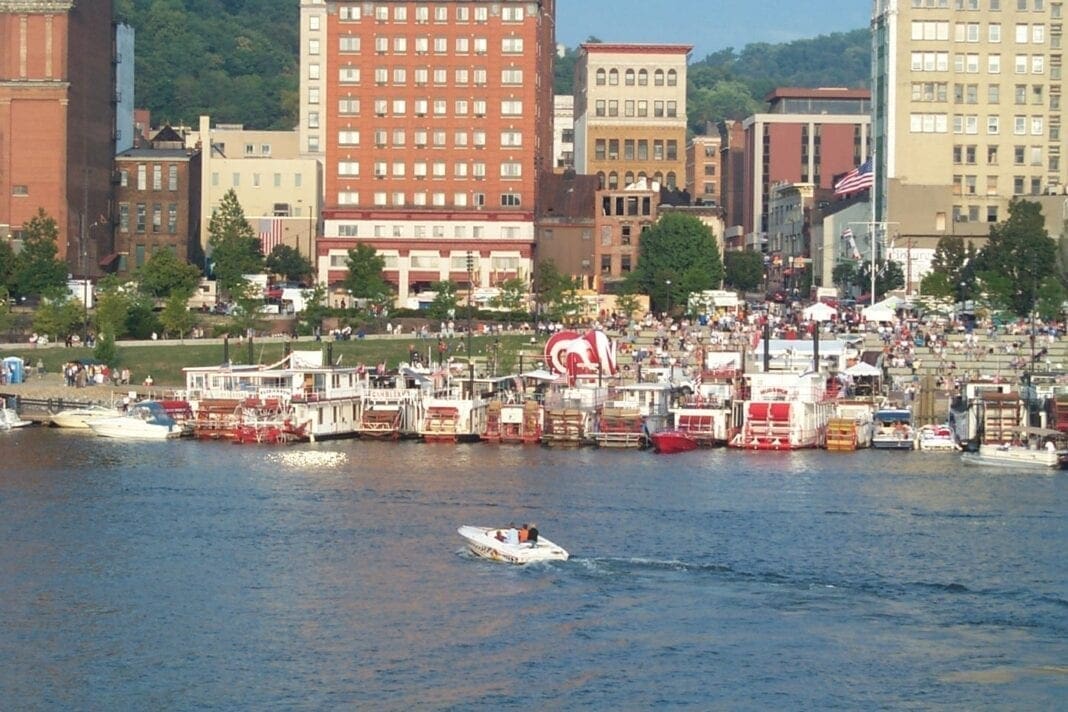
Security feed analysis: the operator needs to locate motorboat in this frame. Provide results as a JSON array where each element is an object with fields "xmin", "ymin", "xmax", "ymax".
[
  {"xmin": 871, "ymin": 408, "xmax": 915, "ymax": 450},
  {"xmin": 51, "ymin": 404, "xmax": 119, "ymax": 429},
  {"xmin": 88, "ymin": 401, "xmax": 184, "ymax": 440},
  {"xmin": 915, "ymin": 423, "xmax": 960, "ymax": 452},
  {"xmin": 457, "ymin": 525, "xmax": 569, "ymax": 564},
  {"xmin": 961, "ymin": 427, "xmax": 1068, "ymax": 469},
  {"xmin": 0, "ymin": 407, "xmax": 31, "ymax": 430},
  {"xmin": 650, "ymin": 429, "xmax": 699, "ymax": 454}
]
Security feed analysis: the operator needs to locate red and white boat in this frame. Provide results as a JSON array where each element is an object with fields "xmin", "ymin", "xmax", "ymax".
[
  {"xmin": 730, "ymin": 371, "xmax": 834, "ymax": 450},
  {"xmin": 650, "ymin": 429, "xmax": 698, "ymax": 454}
]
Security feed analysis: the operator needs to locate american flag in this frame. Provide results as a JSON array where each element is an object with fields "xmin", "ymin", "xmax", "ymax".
[
  {"xmin": 834, "ymin": 158, "xmax": 873, "ymax": 195},
  {"xmin": 258, "ymin": 217, "xmax": 283, "ymax": 255},
  {"xmin": 841, "ymin": 227, "xmax": 854, "ymax": 240}
]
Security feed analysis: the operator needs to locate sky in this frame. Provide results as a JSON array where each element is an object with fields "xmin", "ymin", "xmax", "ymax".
[{"xmin": 556, "ymin": 0, "xmax": 872, "ymax": 60}]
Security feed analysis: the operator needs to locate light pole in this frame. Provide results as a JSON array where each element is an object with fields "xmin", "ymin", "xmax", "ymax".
[
  {"xmin": 665, "ymin": 279, "xmax": 672, "ymax": 317},
  {"xmin": 466, "ymin": 251, "xmax": 474, "ymax": 391}
]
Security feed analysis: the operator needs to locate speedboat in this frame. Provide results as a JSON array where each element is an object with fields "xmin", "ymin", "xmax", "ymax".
[
  {"xmin": 51, "ymin": 404, "xmax": 119, "ymax": 429},
  {"xmin": 961, "ymin": 427, "xmax": 1068, "ymax": 469},
  {"xmin": 457, "ymin": 525, "xmax": 569, "ymax": 564},
  {"xmin": 915, "ymin": 424, "xmax": 960, "ymax": 452},
  {"xmin": 88, "ymin": 401, "xmax": 184, "ymax": 440},
  {"xmin": 650, "ymin": 429, "xmax": 698, "ymax": 454},
  {"xmin": 0, "ymin": 407, "xmax": 31, "ymax": 430}
]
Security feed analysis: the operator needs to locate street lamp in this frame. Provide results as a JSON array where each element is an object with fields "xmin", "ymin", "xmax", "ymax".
[{"xmin": 665, "ymin": 279, "xmax": 672, "ymax": 317}]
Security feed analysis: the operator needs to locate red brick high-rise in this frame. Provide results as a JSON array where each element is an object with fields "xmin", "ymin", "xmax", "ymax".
[
  {"xmin": 0, "ymin": 0, "xmax": 116, "ymax": 273},
  {"xmin": 314, "ymin": 1, "xmax": 556, "ymax": 302}
]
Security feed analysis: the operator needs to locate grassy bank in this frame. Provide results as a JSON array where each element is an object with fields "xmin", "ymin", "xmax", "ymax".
[{"xmin": 6, "ymin": 335, "xmax": 546, "ymax": 387}]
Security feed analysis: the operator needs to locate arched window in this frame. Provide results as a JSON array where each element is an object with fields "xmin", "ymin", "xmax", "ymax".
[
  {"xmin": 637, "ymin": 171, "xmax": 647, "ymax": 182},
  {"xmin": 654, "ymin": 69, "xmax": 665, "ymax": 86},
  {"xmin": 596, "ymin": 171, "xmax": 606, "ymax": 189},
  {"xmin": 624, "ymin": 171, "xmax": 635, "ymax": 186},
  {"xmin": 608, "ymin": 68, "xmax": 619, "ymax": 86},
  {"xmin": 637, "ymin": 69, "xmax": 648, "ymax": 86},
  {"xmin": 595, "ymin": 68, "xmax": 606, "ymax": 86},
  {"xmin": 666, "ymin": 171, "xmax": 677, "ymax": 189},
  {"xmin": 666, "ymin": 69, "xmax": 678, "ymax": 86},
  {"xmin": 653, "ymin": 171, "xmax": 664, "ymax": 185},
  {"xmin": 624, "ymin": 69, "xmax": 635, "ymax": 86},
  {"xmin": 608, "ymin": 172, "xmax": 619, "ymax": 189}
]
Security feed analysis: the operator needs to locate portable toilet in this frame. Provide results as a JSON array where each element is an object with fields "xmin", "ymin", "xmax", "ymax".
[{"xmin": 2, "ymin": 356, "xmax": 25, "ymax": 384}]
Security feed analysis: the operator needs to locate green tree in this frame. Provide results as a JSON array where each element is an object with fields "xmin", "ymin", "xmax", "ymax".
[
  {"xmin": 265, "ymin": 244, "xmax": 313, "ymax": 283},
  {"xmin": 724, "ymin": 250, "xmax": 764, "ymax": 291},
  {"xmin": 687, "ymin": 81, "xmax": 760, "ymax": 131},
  {"xmin": 0, "ymin": 286, "xmax": 13, "ymax": 337},
  {"xmin": 159, "ymin": 290, "xmax": 197, "ymax": 339},
  {"xmin": 919, "ymin": 270, "xmax": 955, "ymax": 299},
  {"xmin": 12, "ymin": 208, "xmax": 68, "ymax": 299},
  {"xmin": 137, "ymin": 248, "xmax": 201, "ymax": 298},
  {"xmin": 33, "ymin": 295, "xmax": 83, "ymax": 342},
  {"xmin": 125, "ymin": 292, "xmax": 161, "ymax": 339},
  {"xmin": 614, "ymin": 292, "xmax": 641, "ymax": 320},
  {"xmin": 533, "ymin": 260, "xmax": 581, "ymax": 319},
  {"xmin": 0, "ymin": 239, "xmax": 15, "ymax": 292},
  {"xmin": 832, "ymin": 261, "xmax": 859, "ymax": 293},
  {"xmin": 627, "ymin": 213, "xmax": 724, "ymax": 312},
  {"xmin": 1035, "ymin": 274, "xmax": 1067, "ymax": 321},
  {"xmin": 490, "ymin": 277, "xmax": 527, "ymax": 312},
  {"xmin": 975, "ymin": 199, "xmax": 1056, "ymax": 316},
  {"xmin": 93, "ymin": 332, "xmax": 119, "ymax": 367},
  {"xmin": 93, "ymin": 276, "xmax": 134, "ymax": 339},
  {"xmin": 857, "ymin": 259, "xmax": 905, "ymax": 301},
  {"xmin": 296, "ymin": 282, "xmax": 328, "ymax": 336},
  {"xmin": 228, "ymin": 283, "xmax": 267, "ymax": 336},
  {"xmin": 428, "ymin": 280, "xmax": 459, "ymax": 320},
  {"xmin": 342, "ymin": 243, "xmax": 390, "ymax": 298},
  {"xmin": 207, "ymin": 189, "xmax": 264, "ymax": 296}
]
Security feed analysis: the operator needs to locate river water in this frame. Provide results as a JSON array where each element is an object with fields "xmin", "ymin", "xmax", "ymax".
[{"xmin": 0, "ymin": 428, "xmax": 1064, "ymax": 709}]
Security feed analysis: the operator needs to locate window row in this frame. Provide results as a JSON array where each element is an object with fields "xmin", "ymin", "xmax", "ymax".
[
  {"xmin": 351, "ymin": 35, "xmax": 523, "ymax": 55},
  {"xmin": 593, "ymin": 99, "xmax": 679, "ymax": 118},
  {"xmin": 335, "ymin": 159, "xmax": 523, "ymax": 179},
  {"xmin": 594, "ymin": 138, "xmax": 680, "ymax": 162},
  {"xmin": 911, "ymin": 0, "xmax": 1050, "ymax": 11},
  {"xmin": 117, "ymin": 202, "xmax": 180, "ymax": 234},
  {"xmin": 208, "ymin": 172, "xmax": 304, "ymax": 188},
  {"xmin": 337, "ymin": 4, "xmax": 527, "ymax": 24},
  {"xmin": 911, "ymin": 20, "xmax": 1048, "ymax": 44},
  {"xmin": 910, "ymin": 51, "xmax": 1053, "ymax": 74},
  {"xmin": 335, "ymin": 191, "xmax": 522, "ymax": 209},
  {"xmin": 594, "ymin": 67, "xmax": 678, "ymax": 87},
  {"xmin": 595, "ymin": 170, "xmax": 678, "ymax": 190},
  {"xmin": 337, "ymin": 128, "xmax": 526, "ymax": 148},
  {"xmin": 952, "ymin": 143, "xmax": 1058, "ymax": 166},
  {"xmin": 330, "ymin": 65, "xmax": 522, "ymax": 86},
  {"xmin": 120, "ymin": 164, "xmax": 181, "ymax": 192}
]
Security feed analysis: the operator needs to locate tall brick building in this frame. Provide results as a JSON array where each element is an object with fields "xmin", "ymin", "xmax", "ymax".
[
  {"xmin": 311, "ymin": 0, "xmax": 556, "ymax": 303},
  {"xmin": 0, "ymin": 0, "xmax": 116, "ymax": 274}
]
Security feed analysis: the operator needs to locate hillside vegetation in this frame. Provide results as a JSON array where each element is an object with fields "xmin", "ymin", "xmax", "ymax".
[{"xmin": 116, "ymin": 1, "xmax": 868, "ymax": 132}]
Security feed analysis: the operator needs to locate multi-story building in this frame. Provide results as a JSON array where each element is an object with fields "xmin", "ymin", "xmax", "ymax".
[
  {"xmin": 0, "ymin": 0, "xmax": 116, "ymax": 273},
  {"xmin": 316, "ymin": 0, "xmax": 556, "ymax": 303},
  {"xmin": 552, "ymin": 94, "xmax": 575, "ymax": 171},
  {"xmin": 114, "ymin": 23, "xmax": 135, "ymax": 154},
  {"xmin": 686, "ymin": 134, "xmax": 721, "ymax": 205},
  {"xmin": 573, "ymin": 43, "xmax": 691, "ymax": 191},
  {"xmin": 738, "ymin": 88, "xmax": 871, "ymax": 252},
  {"xmin": 113, "ymin": 126, "xmax": 202, "ymax": 274},
  {"xmin": 718, "ymin": 119, "xmax": 748, "ymax": 251},
  {"xmin": 535, "ymin": 170, "xmax": 598, "ymax": 289},
  {"xmin": 299, "ymin": 0, "xmax": 327, "ymax": 166},
  {"xmin": 594, "ymin": 181, "xmax": 659, "ymax": 289},
  {"xmin": 872, "ymin": 0, "xmax": 1066, "ymax": 247},
  {"xmin": 189, "ymin": 116, "xmax": 322, "ymax": 261}
]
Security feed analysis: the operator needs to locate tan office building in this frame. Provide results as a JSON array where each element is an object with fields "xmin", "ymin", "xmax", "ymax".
[
  {"xmin": 573, "ymin": 43, "xmax": 691, "ymax": 191},
  {"xmin": 872, "ymin": 0, "xmax": 1066, "ymax": 244}
]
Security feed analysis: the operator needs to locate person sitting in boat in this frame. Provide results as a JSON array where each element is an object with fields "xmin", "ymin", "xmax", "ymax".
[
  {"xmin": 526, "ymin": 523, "xmax": 539, "ymax": 546},
  {"xmin": 517, "ymin": 524, "xmax": 529, "ymax": 543},
  {"xmin": 504, "ymin": 524, "xmax": 520, "ymax": 546}
]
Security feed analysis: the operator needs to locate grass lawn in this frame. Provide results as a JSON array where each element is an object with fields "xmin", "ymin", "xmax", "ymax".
[{"xmin": 5, "ymin": 335, "xmax": 547, "ymax": 386}]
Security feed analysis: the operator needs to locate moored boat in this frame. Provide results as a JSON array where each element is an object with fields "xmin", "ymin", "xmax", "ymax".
[
  {"xmin": 961, "ymin": 427, "xmax": 1068, "ymax": 469},
  {"xmin": 871, "ymin": 408, "xmax": 915, "ymax": 450},
  {"xmin": 0, "ymin": 407, "xmax": 31, "ymax": 430},
  {"xmin": 88, "ymin": 401, "xmax": 184, "ymax": 439},
  {"xmin": 650, "ymin": 429, "xmax": 698, "ymax": 454},
  {"xmin": 457, "ymin": 525, "xmax": 569, "ymax": 564},
  {"xmin": 50, "ymin": 404, "xmax": 119, "ymax": 429},
  {"xmin": 915, "ymin": 423, "xmax": 959, "ymax": 452}
]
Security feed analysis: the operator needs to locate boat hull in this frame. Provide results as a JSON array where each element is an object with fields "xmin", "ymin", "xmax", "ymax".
[
  {"xmin": 457, "ymin": 526, "xmax": 569, "ymax": 564},
  {"xmin": 651, "ymin": 430, "xmax": 698, "ymax": 454},
  {"xmin": 51, "ymin": 407, "xmax": 116, "ymax": 429},
  {"xmin": 961, "ymin": 446, "xmax": 1067, "ymax": 469},
  {"xmin": 89, "ymin": 418, "xmax": 182, "ymax": 439}
]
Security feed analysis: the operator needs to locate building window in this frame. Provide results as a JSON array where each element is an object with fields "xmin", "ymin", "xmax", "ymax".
[
  {"xmin": 136, "ymin": 203, "xmax": 146, "ymax": 232},
  {"xmin": 167, "ymin": 165, "xmax": 178, "ymax": 191},
  {"xmin": 118, "ymin": 203, "xmax": 129, "ymax": 232},
  {"xmin": 501, "ymin": 193, "xmax": 521, "ymax": 207},
  {"xmin": 152, "ymin": 204, "xmax": 162, "ymax": 232},
  {"xmin": 137, "ymin": 164, "xmax": 146, "ymax": 190},
  {"xmin": 667, "ymin": 69, "xmax": 678, "ymax": 86},
  {"xmin": 167, "ymin": 204, "xmax": 178, "ymax": 233}
]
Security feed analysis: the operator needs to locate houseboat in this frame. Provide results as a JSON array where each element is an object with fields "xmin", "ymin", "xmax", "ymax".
[
  {"xmin": 355, "ymin": 369, "xmax": 433, "ymax": 439},
  {"xmin": 591, "ymin": 383, "xmax": 673, "ymax": 448},
  {"xmin": 730, "ymin": 371, "xmax": 834, "ymax": 450},
  {"xmin": 825, "ymin": 400, "xmax": 875, "ymax": 451},
  {"xmin": 541, "ymin": 381, "xmax": 608, "ymax": 446}
]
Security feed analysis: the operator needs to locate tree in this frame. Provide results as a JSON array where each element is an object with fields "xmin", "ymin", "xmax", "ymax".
[
  {"xmin": 0, "ymin": 286, "xmax": 13, "ymax": 338},
  {"xmin": 490, "ymin": 277, "xmax": 527, "ymax": 312},
  {"xmin": 125, "ymin": 292, "xmax": 161, "ymax": 339},
  {"xmin": 93, "ymin": 332, "xmax": 119, "ymax": 367},
  {"xmin": 93, "ymin": 276, "xmax": 135, "ymax": 339},
  {"xmin": 342, "ymin": 243, "xmax": 390, "ymax": 299},
  {"xmin": 228, "ymin": 282, "xmax": 267, "ymax": 336},
  {"xmin": 724, "ymin": 251, "xmax": 764, "ymax": 291},
  {"xmin": 159, "ymin": 290, "xmax": 197, "ymax": 339},
  {"xmin": 975, "ymin": 199, "xmax": 1056, "ymax": 316},
  {"xmin": 207, "ymin": 189, "xmax": 263, "ymax": 296},
  {"xmin": 832, "ymin": 261, "xmax": 859, "ymax": 293},
  {"xmin": 533, "ymin": 260, "xmax": 581, "ymax": 319},
  {"xmin": 296, "ymin": 282, "xmax": 328, "ymax": 336},
  {"xmin": 265, "ymin": 244, "xmax": 313, "ymax": 283},
  {"xmin": 919, "ymin": 270, "xmax": 955, "ymax": 299},
  {"xmin": 0, "ymin": 239, "xmax": 15, "ymax": 292},
  {"xmin": 614, "ymin": 292, "xmax": 642, "ymax": 320},
  {"xmin": 857, "ymin": 259, "xmax": 905, "ymax": 301},
  {"xmin": 12, "ymin": 208, "xmax": 68, "ymax": 299},
  {"xmin": 1035, "ymin": 275, "xmax": 1066, "ymax": 321},
  {"xmin": 628, "ymin": 213, "xmax": 724, "ymax": 312},
  {"xmin": 33, "ymin": 295, "xmax": 83, "ymax": 342},
  {"xmin": 428, "ymin": 280, "xmax": 459, "ymax": 320},
  {"xmin": 138, "ymin": 248, "xmax": 201, "ymax": 298}
]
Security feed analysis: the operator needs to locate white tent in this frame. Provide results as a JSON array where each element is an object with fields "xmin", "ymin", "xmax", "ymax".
[
  {"xmin": 803, "ymin": 302, "xmax": 837, "ymax": 322},
  {"xmin": 844, "ymin": 361, "xmax": 882, "ymax": 377},
  {"xmin": 862, "ymin": 306, "xmax": 896, "ymax": 322}
]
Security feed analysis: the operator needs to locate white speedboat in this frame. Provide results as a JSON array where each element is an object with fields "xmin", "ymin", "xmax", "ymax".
[
  {"xmin": 0, "ymin": 407, "xmax": 31, "ymax": 430},
  {"xmin": 457, "ymin": 525, "xmax": 569, "ymax": 564},
  {"xmin": 915, "ymin": 424, "xmax": 960, "ymax": 452},
  {"xmin": 88, "ymin": 401, "xmax": 184, "ymax": 440},
  {"xmin": 51, "ymin": 404, "xmax": 119, "ymax": 429},
  {"xmin": 962, "ymin": 437, "xmax": 1068, "ymax": 470}
]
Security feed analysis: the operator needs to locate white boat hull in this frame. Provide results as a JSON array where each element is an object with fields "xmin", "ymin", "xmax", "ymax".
[
  {"xmin": 961, "ymin": 445, "xmax": 1066, "ymax": 469},
  {"xmin": 89, "ymin": 418, "xmax": 182, "ymax": 440},
  {"xmin": 457, "ymin": 526, "xmax": 569, "ymax": 564},
  {"xmin": 51, "ymin": 407, "xmax": 117, "ymax": 429},
  {"xmin": 0, "ymin": 408, "xmax": 31, "ymax": 429}
]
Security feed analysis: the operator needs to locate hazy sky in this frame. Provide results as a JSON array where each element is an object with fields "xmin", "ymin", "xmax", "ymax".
[{"xmin": 556, "ymin": 0, "xmax": 872, "ymax": 60}]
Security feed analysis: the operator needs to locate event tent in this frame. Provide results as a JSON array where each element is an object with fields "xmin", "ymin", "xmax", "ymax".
[{"xmin": 802, "ymin": 302, "xmax": 837, "ymax": 322}]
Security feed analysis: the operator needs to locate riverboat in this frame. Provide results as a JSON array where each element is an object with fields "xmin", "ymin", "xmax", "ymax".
[
  {"xmin": 668, "ymin": 352, "xmax": 743, "ymax": 447},
  {"xmin": 591, "ymin": 382, "xmax": 673, "ymax": 448},
  {"xmin": 355, "ymin": 369, "xmax": 433, "ymax": 439},
  {"xmin": 541, "ymin": 381, "xmax": 608, "ymax": 446},
  {"xmin": 457, "ymin": 525, "xmax": 569, "ymax": 564},
  {"xmin": 483, "ymin": 371, "xmax": 557, "ymax": 445},
  {"xmin": 961, "ymin": 427, "xmax": 1068, "ymax": 469},
  {"xmin": 730, "ymin": 372, "xmax": 834, "ymax": 450},
  {"xmin": 825, "ymin": 400, "xmax": 875, "ymax": 451}
]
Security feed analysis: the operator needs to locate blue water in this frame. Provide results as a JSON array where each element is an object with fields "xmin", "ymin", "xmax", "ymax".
[{"xmin": 0, "ymin": 429, "xmax": 1065, "ymax": 709}]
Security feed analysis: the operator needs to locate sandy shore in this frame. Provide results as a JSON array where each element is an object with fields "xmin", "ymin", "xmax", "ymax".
[{"xmin": 0, "ymin": 372, "xmax": 159, "ymax": 406}]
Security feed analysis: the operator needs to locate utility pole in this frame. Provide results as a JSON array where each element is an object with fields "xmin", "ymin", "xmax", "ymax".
[{"xmin": 848, "ymin": 220, "xmax": 899, "ymax": 305}]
